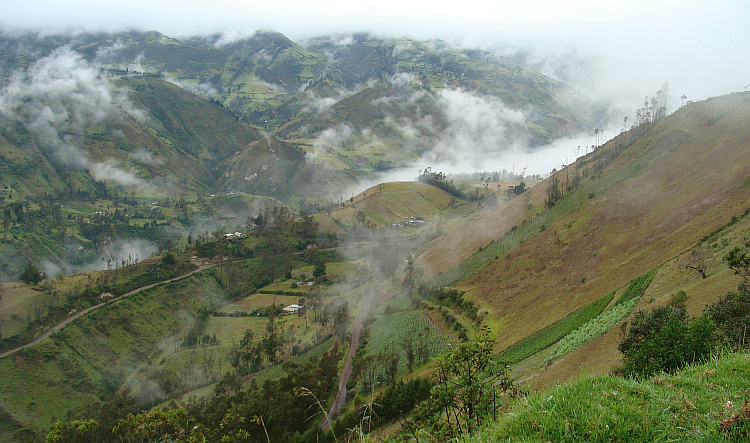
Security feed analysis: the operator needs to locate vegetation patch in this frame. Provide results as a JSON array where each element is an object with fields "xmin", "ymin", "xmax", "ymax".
[
  {"xmin": 498, "ymin": 290, "xmax": 614, "ymax": 364},
  {"xmin": 470, "ymin": 352, "xmax": 750, "ymax": 442},
  {"xmin": 546, "ymin": 296, "xmax": 638, "ymax": 363},
  {"xmin": 615, "ymin": 267, "xmax": 658, "ymax": 305},
  {"xmin": 358, "ymin": 307, "xmax": 451, "ymax": 390}
]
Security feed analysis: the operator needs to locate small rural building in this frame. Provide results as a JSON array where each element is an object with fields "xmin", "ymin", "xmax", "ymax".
[{"xmin": 283, "ymin": 304, "xmax": 303, "ymax": 314}]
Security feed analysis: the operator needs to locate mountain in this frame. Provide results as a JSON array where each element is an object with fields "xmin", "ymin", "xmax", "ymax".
[
  {"xmin": 0, "ymin": 29, "xmax": 593, "ymax": 281},
  {"xmin": 415, "ymin": 91, "xmax": 750, "ymax": 386},
  {"xmin": 0, "ymin": 90, "xmax": 748, "ymax": 440}
]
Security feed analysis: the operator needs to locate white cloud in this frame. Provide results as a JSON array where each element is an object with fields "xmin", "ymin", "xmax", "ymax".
[
  {"xmin": 307, "ymin": 124, "xmax": 355, "ymax": 162},
  {"xmin": 131, "ymin": 148, "xmax": 164, "ymax": 165},
  {"xmin": 431, "ymin": 88, "xmax": 529, "ymax": 168},
  {"xmin": 162, "ymin": 74, "xmax": 218, "ymax": 97},
  {"xmin": 303, "ymin": 95, "xmax": 338, "ymax": 115},
  {"xmin": 0, "ymin": 47, "xmax": 149, "ymax": 188},
  {"xmin": 2, "ymin": 1, "xmax": 746, "ymax": 107},
  {"xmin": 320, "ymin": 124, "xmax": 354, "ymax": 147}
]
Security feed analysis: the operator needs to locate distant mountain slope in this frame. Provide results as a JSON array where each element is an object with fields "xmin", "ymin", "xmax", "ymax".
[
  {"xmin": 0, "ymin": 73, "xmax": 258, "ymax": 201},
  {"xmin": 0, "ymin": 29, "xmax": 593, "ymax": 204},
  {"xmin": 0, "ymin": 62, "xmax": 261, "ymax": 280},
  {"xmin": 122, "ymin": 76, "xmax": 260, "ymax": 178},
  {"xmin": 417, "ymin": 92, "xmax": 750, "ymax": 383},
  {"xmin": 0, "ymin": 28, "xmax": 606, "ymax": 281},
  {"xmin": 217, "ymin": 135, "xmax": 307, "ymax": 199}
]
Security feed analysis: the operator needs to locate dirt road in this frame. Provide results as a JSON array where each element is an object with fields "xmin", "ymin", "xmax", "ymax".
[
  {"xmin": 321, "ymin": 286, "xmax": 378, "ymax": 431},
  {"xmin": 0, "ymin": 266, "xmax": 210, "ymax": 359}
]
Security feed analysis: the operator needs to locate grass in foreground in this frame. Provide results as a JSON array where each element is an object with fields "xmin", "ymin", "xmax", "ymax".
[{"xmin": 466, "ymin": 351, "xmax": 750, "ymax": 442}]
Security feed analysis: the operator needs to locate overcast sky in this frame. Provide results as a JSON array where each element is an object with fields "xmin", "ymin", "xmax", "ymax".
[{"xmin": 3, "ymin": 0, "xmax": 748, "ymax": 114}]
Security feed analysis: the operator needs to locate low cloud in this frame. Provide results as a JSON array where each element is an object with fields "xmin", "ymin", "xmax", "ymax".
[
  {"xmin": 163, "ymin": 74, "xmax": 218, "ymax": 97},
  {"xmin": 430, "ymin": 88, "xmax": 530, "ymax": 169},
  {"xmin": 91, "ymin": 238, "xmax": 159, "ymax": 272},
  {"xmin": 89, "ymin": 160, "xmax": 144, "ymax": 186},
  {"xmin": 0, "ymin": 46, "xmax": 150, "ymax": 188},
  {"xmin": 308, "ymin": 124, "xmax": 355, "ymax": 162},
  {"xmin": 303, "ymin": 94, "xmax": 338, "ymax": 115},
  {"xmin": 130, "ymin": 147, "xmax": 164, "ymax": 166}
]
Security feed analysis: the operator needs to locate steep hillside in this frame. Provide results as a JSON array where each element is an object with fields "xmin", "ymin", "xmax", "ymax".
[
  {"xmin": 0, "ymin": 29, "xmax": 600, "ymax": 281},
  {"xmin": 0, "ymin": 73, "xmax": 258, "ymax": 200},
  {"xmin": 318, "ymin": 181, "xmax": 458, "ymax": 228},
  {"xmin": 417, "ymin": 92, "xmax": 750, "ymax": 385},
  {"xmin": 217, "ymin": 135, "xmax": 308, "ymax": 200},
  {"xmin": 122, "ymin": 76, "xmax": 260, "ymax": 178},
  {"xmin": 0, "ymin": 68, "xmax": 261, "ymax": 280}
]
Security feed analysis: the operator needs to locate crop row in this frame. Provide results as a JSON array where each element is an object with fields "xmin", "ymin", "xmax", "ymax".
[
  {"xmin": 375, "ymin": 293, "xmax": 415, "ymax": 315},
  {"xmin": 615, "ymin": 267, "xmax": 658, "ymax": 305},
  {"xmin": 365, "ymin": 310, "xmax": 450, "ymax": 373},
  {"xmin": 498, "ymin": 291, "xmax": 614, "ymax": 364},
  {"xmin": 542, "ymin": 267, "xmax": 658, "ymax": 363},
  {"xmin": 546, "ymin": 297, "xmax": 639, "ymax": 363}
]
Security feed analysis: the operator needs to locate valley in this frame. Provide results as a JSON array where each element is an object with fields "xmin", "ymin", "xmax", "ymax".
[{"xmin": 0, "ymin": 28, "xmax": 748, "ymax": 442}]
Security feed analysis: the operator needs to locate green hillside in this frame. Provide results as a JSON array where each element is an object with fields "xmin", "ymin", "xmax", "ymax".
[
  {"xmin": 1, "ymin": 28, "xmax": 750, "ymax": 443},
  {"xmin": 469, "ymin": 351, "xmax": 750, "ymax": 442},
  {"xmin": 0, "ymin": 72, "xmax": 263, "ymax": 281},
  {"xmin": 415, "ymin": 91, "xmax": 750, "ymax": 388},
  {"xmin": 0, "ymin": 29, "xmax": 592, "ymax": 282}
]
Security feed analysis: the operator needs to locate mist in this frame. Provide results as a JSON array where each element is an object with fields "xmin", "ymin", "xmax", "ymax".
[
  {"xmin": 0, "ymin": 46, "xmax": 151, "ymax": 189},
  {"xmin": 3, "ymin": 1, "xmax": 746, "ymax": 107},
  {"xmin": 3, "ymin": 1, "xmax": 746, "ymax": 194}
]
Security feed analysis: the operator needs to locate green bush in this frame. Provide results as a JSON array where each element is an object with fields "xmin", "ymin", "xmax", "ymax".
[
  {"xmin": 617, "ymin": 295, "xmax": 721, "ymax": 379},
  {"xmin": 705, "ymin": 283, "xmax": 750, "ymax": 350}
]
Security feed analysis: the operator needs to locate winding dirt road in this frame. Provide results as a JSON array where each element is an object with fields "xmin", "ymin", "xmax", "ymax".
[
  {"xmin": 0, "ymin": 266, "xmax": 210, "ymax": 359},
  {"xmin": 321, "ymin": 286, "xmax": 378, "ymax": 431}
]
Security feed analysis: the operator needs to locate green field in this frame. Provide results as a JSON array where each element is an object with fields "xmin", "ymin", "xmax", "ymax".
[{"xmin": 471, "ymin": 352, "xmax": 750, "ymax": 442}]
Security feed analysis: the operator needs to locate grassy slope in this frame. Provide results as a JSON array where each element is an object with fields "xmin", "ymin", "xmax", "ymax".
[
  {"xmin": 123, "ymin": 76, "xmax": 260, "ymax": 176},
  {"xmin": 315, "ymin": 181, "xmax": 458, "ymax": 229},
  {"xmin": 416, "ymin": 92, "xmax": 750, "ymax": 387},
  {"xmin": 468, "ymin": 351, "xmax": 750, "ymax": 442},
  {"xmin": 0, "ymin": 270, "xmax": 224, "ymax": 438}
]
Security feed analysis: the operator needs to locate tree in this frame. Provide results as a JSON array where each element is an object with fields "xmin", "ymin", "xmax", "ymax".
[
  {"xmin": 685, "ymin": 246, "xmax": 709, "ymax": 279},
  {"xmin": 46, "ymin": 419, "xmax": 99, "ymax": 442},
  {"xmin": 20, "ymin": 261, "xmax": 43, "ymax": 285},
  {"xmin": 161, "ymin": 251, "xmax": 176, "ymax": 265},
  {"xmin": 725, "ymin": 240, "xmax": 750, "ymax": 284},
  {"xmin": 403, "ymin": 253, "xmax": 415, "ymax": 295},
  {"xmin": 704, "ymin": 243, "xmax": 750, "ymax": 349},
  {"xmin": 402, "ymin": 335, "xmax": 416, "ymax": 372},
  {"xmin": 254, "ymin": 213, "xmax": 265, "ymax": 229},
  {"xmin": 355, "ymin": 210, "xmax": 366, "ymax": 226},
  {"xmin": 618, "ymin": 301, "xmax": 714, "ymax": 378},
  {"xmin": 512, "ymin": 181, "xmax": 526, "ymax": 197},
  {"xmin": 313, "ymin": 262, "xmax": 326, "ymax": 279},
  {"xmin": 705, "ymin": 284, "xmax": 750, "ymax": 350},
  {"xmin": 545, "ymin": 173, "xmax": 562, "ymax": 208},
  {"xmin": 422, "ymin": 332, "xmax": 520, "ymax": 438},
  {"xmin": 112, "ymin": 408, "xmax": 197, "ymax": 442}
]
